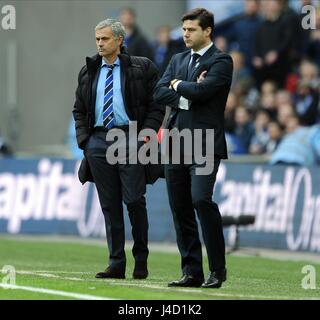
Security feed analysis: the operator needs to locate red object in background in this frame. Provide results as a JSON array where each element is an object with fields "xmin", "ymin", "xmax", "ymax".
[
  {"xmin": 143, "ymin": 127, "xmax": 163, "ymax": 143},
  {"xmin": 285, "ymin": 73, "xmax": 299, "ymax": 93},
  {"xmin": 157, "ymin": 127, "xmax": 164, "ymax": 144}
]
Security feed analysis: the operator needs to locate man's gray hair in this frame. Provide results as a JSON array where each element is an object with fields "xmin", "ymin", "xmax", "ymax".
[{"xmin": 95, "ymin": 19, "xmax": 126, "ymax": 40}]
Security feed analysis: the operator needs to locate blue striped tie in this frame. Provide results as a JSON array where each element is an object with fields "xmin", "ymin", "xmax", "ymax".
[{"xmin": 103, "ymin": 64, "xmax": 115, "ymax": 129}]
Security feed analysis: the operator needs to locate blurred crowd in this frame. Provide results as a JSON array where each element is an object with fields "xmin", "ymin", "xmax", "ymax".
[
  {"xmin": 3, "ymin": 1, "xmax": 319, "ymax": 166},
  {"xmin": 116, "ymin": 2, "xmax": 320, "ymax": 166},
  {"xmin": 215, "ymin": 0, "xmax": 320, "ymax": 165}
]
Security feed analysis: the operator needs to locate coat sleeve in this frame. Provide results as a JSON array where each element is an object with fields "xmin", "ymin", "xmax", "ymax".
[
  {"xmin": 176, "ymin": 54, "xmax": 233, "ymax": 103},
  {"xmin": 153, "ymin": 56, "xmax": 181, "ymax": 108},
  {"xmin": 72, "ymin": 66, "xmax": 90, "ymax": 150},
  {"xmin": 141, "ymin": 60, "xmax": 166, "ymax": 131}
]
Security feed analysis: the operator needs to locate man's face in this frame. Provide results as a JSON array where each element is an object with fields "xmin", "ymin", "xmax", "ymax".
[
  {"xmin": 245, "ymin": 0, "xmax": 259, "ymax": 15},
  {"xmin": 119, "ymin": 10, "xmax": 135, "ymax": 29},
  {"xmin": 96, "ymin": 27, "xmax": 122, "ymax": 58},
  {"xmin": 158, "ymin": 26, "xmax": 171, "ymax": 45},
  {"xmin": 265, "ymin": 0, "xmax": 282, "ymax": 19},
  {"xmin": 182, "ymin": 19, "xmax": 211, "ymax": 51}
]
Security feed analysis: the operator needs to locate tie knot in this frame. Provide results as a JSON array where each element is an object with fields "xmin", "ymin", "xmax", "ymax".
[
  {"xmin": 106, "ymin": 64, "xmax": 115, "ymax": 70},
  {"xmin": 192, "ymin": 53, "xmax": 200, "ymax": 62}
]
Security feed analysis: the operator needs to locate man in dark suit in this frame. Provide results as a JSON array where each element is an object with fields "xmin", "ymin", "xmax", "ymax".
[
  {"xmin": 73, "ymin": 19, "xmax": 164, "ymax": 280},
  {"xmin": 154, "ymin": 8, "xmax": 233, "ymax": 288},
  {"xmin": 154, "ymin": 25, "xmax": 186, "ymax": 76},
  {"xmin": 119, "ymin": 7, "xmax": 154, "ymax": 62}
]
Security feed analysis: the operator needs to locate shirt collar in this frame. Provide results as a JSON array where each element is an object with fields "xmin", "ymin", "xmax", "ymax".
[
  {"xmin": 191, "ymin": 42, "xmax": 213, "ymax": 57},
  {"xmin": 101, "ymin": 57, "xmax": 120, "ymax": 68}
]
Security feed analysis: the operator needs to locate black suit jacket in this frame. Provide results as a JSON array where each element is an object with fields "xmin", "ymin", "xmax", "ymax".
[
  {"xmin": 73, "ymin": 50, "xmax": 164, "ymax": 150},
  {"xmin": 73, "ymin": 49, "xmax": 165, "ymax": 184},
  {"xmin": 153, "ymin": 44, "xmax": 233, "ymax": 159}
]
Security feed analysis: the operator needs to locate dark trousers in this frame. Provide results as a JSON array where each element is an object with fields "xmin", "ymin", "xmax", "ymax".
[
  {"xmin": 164, "ymin": 159, "xmax": 225, "ymax": 277},
  {"xmin": 85, "ymin": 131, "xmax": 148, "ymax": 270}
]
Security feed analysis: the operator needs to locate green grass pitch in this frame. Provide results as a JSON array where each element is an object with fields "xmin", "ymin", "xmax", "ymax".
[{"xmin": 0, "ymin": 236, "xmax": 319, "ymax": 300}]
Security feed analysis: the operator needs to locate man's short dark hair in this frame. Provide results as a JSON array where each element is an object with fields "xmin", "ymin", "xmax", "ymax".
[
  {"xmin": 182, "ymin": 8, "xmax": 214, "ymax": 39},
  {"xmin": 119, "ymin": 7, "xmax": 136, "ymax": 17}
]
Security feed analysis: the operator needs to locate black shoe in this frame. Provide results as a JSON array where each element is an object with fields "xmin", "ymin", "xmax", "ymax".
[
  {"xmin": 95, "ymin": 267, "xmax": 125, "ymax": 279},
  {"xmin": 133, "ymin": 261, "xmax": 148, "ymax": 279},
  {"xmin": 201, "ymin": 269, "xmax": 227, "ymax": 288},
  {"xmin": 168, "ymin": 275, "xmax": 204, "ymax": 288}
]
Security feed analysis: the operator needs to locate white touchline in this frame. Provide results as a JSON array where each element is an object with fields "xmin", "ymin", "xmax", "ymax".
[
  {"xmin": 0, "ymin": 283, "xmax": 114, "ymax": 300},
  {"xmin": 18, "ymin": 270, "xmax": 93, "ymax": 274},
  {"xmin": 14, "ymin": 270, "xmax": 320, "ymax": 300}
]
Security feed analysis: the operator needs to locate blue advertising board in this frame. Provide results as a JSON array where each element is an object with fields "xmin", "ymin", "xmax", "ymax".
[{"xmin": 0, "ymin": 159, "xmax": 320, "ymax": 252}]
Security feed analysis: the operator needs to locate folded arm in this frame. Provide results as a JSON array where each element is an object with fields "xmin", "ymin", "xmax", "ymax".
[
  {"xmin": 176, "ymin": 54, "xmax": 233, "ymax": 103},
  {"xmin": 153, "ymin": 56, "xmax": 181, "ymax": 108}
]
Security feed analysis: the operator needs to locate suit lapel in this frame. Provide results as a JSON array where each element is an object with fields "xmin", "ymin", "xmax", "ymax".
[
  {"xmin": 180, "ymin": 52, "xmax": 191, "ymax": 81},
  {"xmin": 188, "ymin": 45, "xmax": 217, "ymax": 81},
  {"xmin": 86, "ymin": 55, "xmax": 101, "ymax": 116},
  {"xmin": 118, "ymin": 53, "xmax": 130, "ymax": 102},
  {"xmin": 189, "ymin": 55, "xmax": 201, "ymax": 81}
]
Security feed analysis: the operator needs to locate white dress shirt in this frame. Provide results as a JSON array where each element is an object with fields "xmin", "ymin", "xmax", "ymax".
[{"xmin": 172, "ymin": 42, "xmax": 213, "ymax": 110}]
